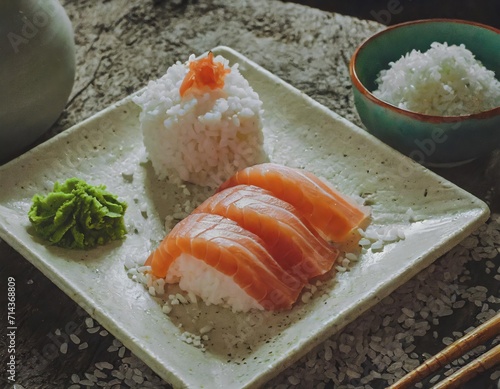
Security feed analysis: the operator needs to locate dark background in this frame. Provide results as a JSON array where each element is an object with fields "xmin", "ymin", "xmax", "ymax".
[{"xmin": 283, "ymin": 0, "xmax": 500, "ymax": 29}]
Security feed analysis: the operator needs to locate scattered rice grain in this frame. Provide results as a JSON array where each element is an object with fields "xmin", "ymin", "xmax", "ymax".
[
  {"xmin": 78, "ymin": 379, "xmax": 95, "ymax": 386},
  {"xmin": 87, "ymin": 326, "xmax": 101, "ymax": 334},
  {"xmin": 70, "ymin": 334, "xmax": 81, "ymax": 344},
  {"xmin": 60, "ymin": 342, "xmax": 68, "ymax": 354}
]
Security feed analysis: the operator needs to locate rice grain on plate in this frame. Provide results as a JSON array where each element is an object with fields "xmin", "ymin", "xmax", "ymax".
[
  {"xmin": 373, "ymin": 42, "xmax": 500, "ymax": 116},
  {"xmin": 133, "ymin": 52, "xmax": 267, "ymax": 188}
]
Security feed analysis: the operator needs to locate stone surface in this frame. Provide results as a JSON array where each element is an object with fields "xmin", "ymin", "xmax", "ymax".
[{"xmin": 37, "ymin": 0, "xmax": 382, "ymax": 144}]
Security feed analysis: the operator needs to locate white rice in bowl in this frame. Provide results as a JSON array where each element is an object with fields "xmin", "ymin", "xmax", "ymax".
[
  {"xmin": 373, "ymin": 42, "xmax": 500, "ymax": 116},
  {"xmin": 133, "ymin": 52, "xmax": 267, "ymax": 188}
]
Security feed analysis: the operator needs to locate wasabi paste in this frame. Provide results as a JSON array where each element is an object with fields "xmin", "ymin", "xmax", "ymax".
[{"xmin": 28, "ymin": 178, "xmax": 127, "ymax": 249}]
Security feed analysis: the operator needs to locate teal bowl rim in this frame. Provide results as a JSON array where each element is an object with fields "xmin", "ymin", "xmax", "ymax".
[{"xmin": 349, "ymin": 18, "xmax": 500, "ymax": 123}]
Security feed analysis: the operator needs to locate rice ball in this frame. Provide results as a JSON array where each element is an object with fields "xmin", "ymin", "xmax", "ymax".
[{"xmin": 133, "ymin": 52, "xmax": 267, "ymax": 188}]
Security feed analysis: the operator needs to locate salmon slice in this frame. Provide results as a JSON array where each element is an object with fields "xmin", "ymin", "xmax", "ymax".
[
  {"xmin": 193, "ymin": 185, "xmax": 340, "ymax": 281},
  {"xmin": 217, "ymin": 163, "xmax": 370, "ymax": 243},
  {"xmin": 145, "ymin": 213, "xmax": 303, "ymax": 311}
]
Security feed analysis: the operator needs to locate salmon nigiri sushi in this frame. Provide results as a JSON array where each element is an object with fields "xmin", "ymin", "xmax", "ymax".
[
  {"xmin": 217, "ymin": 163, "xmax": 370, "ymax": 243},
  {"xmin": 145, "ymin": 213, "xmax": 304, "ymax": 312},
  {"xmin": 144, "ymin": 163, "xmax": 371, "ymax": 312},
  {"xmin": 193, "ymin": 185, "xmax": 340, "ymax": 282}
]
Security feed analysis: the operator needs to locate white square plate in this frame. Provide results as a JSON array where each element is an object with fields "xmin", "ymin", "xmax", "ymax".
[{"xmin": 0, "ymin": 46, "xmax": 489, "ymax": 388}]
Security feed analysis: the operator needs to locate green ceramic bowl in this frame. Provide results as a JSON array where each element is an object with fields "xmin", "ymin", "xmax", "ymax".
[{"xmin": 349, "ymin": 19, "xmax": 500, "ymax": 166}]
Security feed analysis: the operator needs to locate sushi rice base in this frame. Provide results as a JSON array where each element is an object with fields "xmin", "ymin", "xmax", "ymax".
[{"xmin": 168, "ymin": 253, "xmax": 264, "ymax": 312}]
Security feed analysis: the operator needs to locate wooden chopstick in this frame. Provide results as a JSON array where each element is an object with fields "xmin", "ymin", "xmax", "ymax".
[
  {"xmin": 431, "ymin": 343, "xmax": 500, "ymax": 389},
  {"xmin": 388, "ymin": 312, "xmax": 500, "ymax": 389}
]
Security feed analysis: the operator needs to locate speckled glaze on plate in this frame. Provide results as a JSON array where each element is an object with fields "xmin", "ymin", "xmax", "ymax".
[
  {"xmin": 349, "ymin": 19, "xmax": 500, "ymax": 165},
  {"xmin": 0, "ymin": 46, "xmax": 490, "ymax": 389}
]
